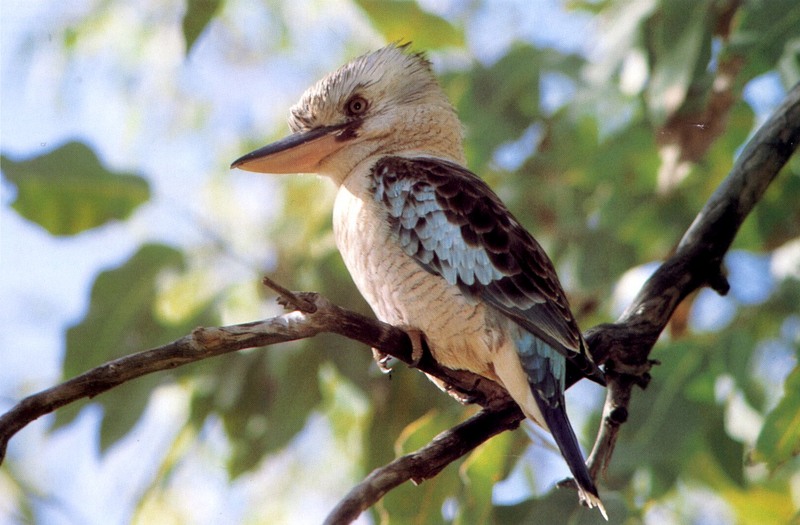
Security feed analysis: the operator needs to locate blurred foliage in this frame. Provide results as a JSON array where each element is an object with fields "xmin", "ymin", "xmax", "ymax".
[
  {"xmin": 1, "ymin": 142, "xmax": 150, "ymax": 236},
  {"xmin": 354, "ymin": 0, "xmax": 464, "ymax": 50},
  {"xmin": 4, "ymin": 0, "xmax": 800, "ymax": 524},
  {"xmin": 755, "ymin": 364, "xmax": 800, "ymax": 470},
  {"xmin": 54, "ymin": 244, "xmax": 219, "ymax": 450}
]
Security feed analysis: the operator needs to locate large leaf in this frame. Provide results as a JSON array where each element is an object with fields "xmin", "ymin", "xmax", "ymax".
[
  {"xmin": 182, "ymin": 0, "xmax": 222, "ymax": 54},
  {"xmin": 354, "ymin": 0, "xmax": 463, "ymax": 50},
  {"xmin": 455, "ymin": 431, "xmax": 518, "ymax": 524},
  {"xmin": 195, "ymin": 348, "xmax": 325, "ymax": 478},
  {"xmin": 753, "ymin": 365, "xmax": 800, "ymax": 470},
  {"xmin": 1, "ymin": 142, "xmax": 150, "ymax": 236},
  {"xmin": 732, "ymin": 0, "xmax": 800, "ymax": 81},
  {"xmin": 376, "ymin": 409, "xmax": 463, "ymax": 524},
  {"xmin": 644, "ymin": 0, "xmax": 712, "ymax": 124},
  {"xmin": 55, "ymin": 244, "xmax": 214, "ymax": 450},
  {"xmin": 496, "ymin": 486, "xmax": 619, "ymax": 525}
]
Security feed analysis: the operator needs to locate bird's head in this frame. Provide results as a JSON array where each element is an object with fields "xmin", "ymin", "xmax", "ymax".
[{"xmin": 231, "ymin": 44, "xmax": 465, "ymax": 184}]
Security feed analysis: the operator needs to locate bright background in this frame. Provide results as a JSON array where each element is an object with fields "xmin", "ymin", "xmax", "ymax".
[{"xmin": 2, "ymin": 1, "xmax": 799, "ymax": 524}]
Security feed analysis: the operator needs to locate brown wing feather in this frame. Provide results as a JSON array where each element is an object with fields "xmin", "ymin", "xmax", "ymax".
[{"xmin": 371, "ymin": 156, "xmax": 603, "ymax": 383}]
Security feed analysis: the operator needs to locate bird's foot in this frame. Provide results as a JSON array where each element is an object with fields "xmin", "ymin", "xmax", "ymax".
[
  {"xmin": 372, "ymin": 348, "xmax": 393, "ymax": 373},
  {"xmin": 442, "ymin": 378, "xmax": 481, "ymax": 405},
  {"xmin": 423, "ymin": 374, "xmax": 482, "ymax": 405},
  {"xmin": 400, "ymin": 326, "xmax": 427, "ymax": 367},
  {"xmin": 371, "ymin": 326, "xmax": 426, "ymax": 373}
]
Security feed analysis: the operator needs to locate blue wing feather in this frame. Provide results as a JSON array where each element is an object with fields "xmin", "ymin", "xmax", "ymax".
[{"xmin": 371, "ymin": 155, "xmax": 603, "ymax": 383}]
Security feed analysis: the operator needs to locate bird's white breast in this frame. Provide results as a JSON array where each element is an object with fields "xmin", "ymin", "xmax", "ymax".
[{"xmin": 332, "ymin": 160, "xmax": 499, "ymax": 379}]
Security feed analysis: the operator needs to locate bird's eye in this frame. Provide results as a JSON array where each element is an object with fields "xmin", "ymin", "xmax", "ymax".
[{"xmin": 345, "ymin": 95, "xmax": 369, "ymax": 116}]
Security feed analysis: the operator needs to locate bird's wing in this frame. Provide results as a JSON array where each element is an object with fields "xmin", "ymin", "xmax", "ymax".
[{"xmin": 371, "ymin": 156, "xmax": 603, "ymax": 383}]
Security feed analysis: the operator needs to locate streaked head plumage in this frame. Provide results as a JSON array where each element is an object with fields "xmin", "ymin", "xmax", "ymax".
[
  {"xmin": 232, "ymin": 43, "xmax": 465, "ymax": 180},
  {"xmin": 288, "ymin": 44, "xmax": 447, "ymax": 133}
]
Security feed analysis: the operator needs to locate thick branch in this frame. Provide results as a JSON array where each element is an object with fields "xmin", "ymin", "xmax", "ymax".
[
  {"xmin": 583, "ymin": 82, "xmax": 800, "ymax": 476},
  {"xmin": 1, "ymin": 84, "xmax": 797, "ymax": 524},
  {"xmin": 326, "ymin": 81, "xmax": 799, "ymax": 523}
]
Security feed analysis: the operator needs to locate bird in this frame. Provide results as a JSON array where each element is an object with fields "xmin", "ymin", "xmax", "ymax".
[{"xmin": 232, "ymin": 44, "xmax": 607, "ymax": 517}]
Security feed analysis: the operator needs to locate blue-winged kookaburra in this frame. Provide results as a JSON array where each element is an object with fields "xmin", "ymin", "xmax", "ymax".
[{"xmin": 232, "ymin": 44, "xmax": 606, "ymax": 516}]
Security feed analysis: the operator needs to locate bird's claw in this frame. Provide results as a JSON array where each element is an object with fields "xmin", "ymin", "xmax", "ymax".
[
  {"xmin": 443, "ymin": 380, "xmax": 480, "ymax": 405},
  {"xmin": 372, "ymin": 348, "xmax": 393, "ymax": 373},
  {"xmin": 402, "ymin": 326, "xmax": 426, "ymax": 367}
]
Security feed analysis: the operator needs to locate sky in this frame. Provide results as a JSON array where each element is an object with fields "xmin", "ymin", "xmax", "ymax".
[
  {"xmin": 1, "ymin": 2, "xmax": 384, "ymax": 523},
  {"xmin": 1, "ymin": 1, "xmax": 795, "ymax": 524}
]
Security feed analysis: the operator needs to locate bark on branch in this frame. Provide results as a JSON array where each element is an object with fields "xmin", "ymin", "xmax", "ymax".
[
  {"xmin": 584, "ymin": 82, "xmax": 800, "ymax": 478},
  {"xmin": 0, "ymin": 293, "xmax": 516, "ymax": 463},
  {"xmin": 326, "ymin": 81, "xmax": 800, "ymax": 524},
  {"xmin": 0, "ymin": 83, "xmax": 797, "ymax": 524}
]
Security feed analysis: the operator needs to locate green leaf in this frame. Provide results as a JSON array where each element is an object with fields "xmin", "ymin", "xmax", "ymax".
[
  {"xmin": 753, "ymin": 365, "xmax": 800, "ymax": 470},
  {"xmin": 744, "ymin": 160, "xmax": 800, "ymax": 250},
  {"xmin": 1, "ymin": 142, "xmax": 150, "ymax": 236},
  {"xmin": 182, "ymin": 0, "xmax": 222, "ymax": 54},
  {"xmin": 732, "ymin": 0, "xmax": 800, "ymax": 80},
  {"xmin": 611, "ymin": 341, "xmax": 712, "ymax": 497},
  {"xmin": 319, "ymin": 362, "xmax": 370, "ymax": 443},
  {"xmin": 449, "ymin": 44, "xmax": 545, "ymax": 169},
  {"xmin": 228, "ymin": 349, "xmax": 324, "ymax": 477},
  {"xmin": 354, "ymin": 0, "xmax": 463, "ymax": 50},
  {"xmin": 496, "ymin": 487, "xmax": 619, "ymax": 525},
  {"xmin": 376, "ymin": 409, "xmax": 463, "ymax": 524},
  {"xmin": 645, "ymin": 1, "xmax": 712, "ymax": 124},
  {"xmin": 455, "ymin": 431, "xmax": 516, "ymax": 524},
  {"xmin": 55, "ymin": 244, "xmax": 198, "ymax": 450},
  {"xmin": 706, "ymin": 412, "xmax": 746, "ymax": 488}
]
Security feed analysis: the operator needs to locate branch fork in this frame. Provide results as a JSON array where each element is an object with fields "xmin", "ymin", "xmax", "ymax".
[{"xmin": 0, "ymin": 83, "xmax": 797, "ymax": 525}]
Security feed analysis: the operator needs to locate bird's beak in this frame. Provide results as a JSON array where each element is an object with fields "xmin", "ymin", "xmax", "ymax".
[{"xmin": 230, "ymin": 123, "xmax": 351, "ymax": 174}]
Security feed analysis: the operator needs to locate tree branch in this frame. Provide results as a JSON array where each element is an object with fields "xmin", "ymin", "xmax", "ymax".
[
  {"xmin": 584, "ymin": 81, "xmax": 800, "ymax": 477},
  {"xmin": 0, "ymin": 293, "xmax": 515, "ymax": 463},
  {"xmin": 1, "ymin": 84, "xmax": 797, "ymax": 524},
  {"xmin": 324, "ymin": 403, "xmax": 523, "ymax": 525}
]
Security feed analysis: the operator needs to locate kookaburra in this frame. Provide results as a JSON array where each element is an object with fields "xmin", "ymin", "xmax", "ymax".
[{"xmin": 232, "ymin": 44, "xmax": 606, "ymax": 517}]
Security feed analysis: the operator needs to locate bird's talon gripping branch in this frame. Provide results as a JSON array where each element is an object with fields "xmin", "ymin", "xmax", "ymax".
[
  {"xmin": 402, "ymin": 327, "xmax": 427, "ymax": 367},
  {"xmin": 443, "ymin": 379, "xmax": 481, "ymax": 405},
  {"xmin": 372, "ymin": 348, "xmax": 393, "ymax": 373}
]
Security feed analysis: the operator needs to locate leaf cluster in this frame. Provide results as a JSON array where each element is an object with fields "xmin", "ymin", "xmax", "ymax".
[{"xmin": 2, "ymin": 1, "xmax": 799, "ymax": 523}]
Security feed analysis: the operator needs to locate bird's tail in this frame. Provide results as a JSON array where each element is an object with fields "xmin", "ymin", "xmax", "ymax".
[
  {"xmin": 536, "ymin": 396, "xmax": 608, "ymax": 520},
  {"xmin": 491, "ymin": 337, "xmax": 607, "ymax": 518}
]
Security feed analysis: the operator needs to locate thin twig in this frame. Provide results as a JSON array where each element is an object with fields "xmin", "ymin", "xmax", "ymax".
[
  {"xmin": 1, "ymin": 84, "xmax": 797, "ymax": 525},
  {"xmin": 0, "ymin": 294, "xmax": 511, "ymax": 463},
  {"xmin": 262, "ymin": 274, "xmax": 318, "ymax": 313}
]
